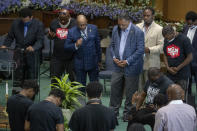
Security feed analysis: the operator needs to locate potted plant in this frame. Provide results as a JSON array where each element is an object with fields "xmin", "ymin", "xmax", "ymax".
[{"xmin": 50, "ymin": 74, "xmax": 85, "ymax": 130}]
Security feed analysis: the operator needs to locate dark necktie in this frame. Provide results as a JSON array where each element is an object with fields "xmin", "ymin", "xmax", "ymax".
[
  {"xmin": 24, "ymin": 26, "xmax": 28, "ymax": 37},
  {"xmin": 81, "ymin": 30, "xmax": 87, "ymax": 40}
]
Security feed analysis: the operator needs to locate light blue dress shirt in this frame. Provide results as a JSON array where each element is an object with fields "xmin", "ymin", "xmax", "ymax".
[{"xmin": 119, "ymin": 23, "xmax": 131, "ymax": 60}]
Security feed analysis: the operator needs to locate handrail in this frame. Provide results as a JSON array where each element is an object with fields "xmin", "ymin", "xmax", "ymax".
[{"xmin": 0, "ymin": 18, "xmax": 16, "ymax": 20}]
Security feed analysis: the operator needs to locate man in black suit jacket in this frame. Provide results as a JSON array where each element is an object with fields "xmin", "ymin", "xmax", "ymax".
[
  {"xmin": 1, "ymin": 8, "xmax": 44, "ymax": 94},
  {"xmin": 183, "ymin": 12, "xmax": 197, "ymax": 95}
]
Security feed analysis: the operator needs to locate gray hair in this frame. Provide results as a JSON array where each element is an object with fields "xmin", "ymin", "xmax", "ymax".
[{"xmin": 118, "ymin": 13, "xmax": 131, "ymax": 21}]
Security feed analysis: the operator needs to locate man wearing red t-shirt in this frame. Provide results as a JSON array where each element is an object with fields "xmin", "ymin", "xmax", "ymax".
[
  {"xmin": 49, "ymin": 9, "xmax": 76, "ymax": 83},
  {"xmin": 162, "ymin": 25, "xmax": 193, "ymax": 91}
]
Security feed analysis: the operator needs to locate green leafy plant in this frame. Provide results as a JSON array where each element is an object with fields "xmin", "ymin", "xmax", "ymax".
[
  {"xmin": 51, "ymin": 74, "xmax": 85, "ymax": 110},
  {"xmin": 50, "ymin": 74, "xmax": 85, "ymax": 130}
]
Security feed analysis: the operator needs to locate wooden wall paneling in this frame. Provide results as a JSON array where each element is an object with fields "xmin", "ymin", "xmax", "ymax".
[
  {"xmin": 0, "ymin": 10, "xmax": 114, "ymax": 35},
  {"xmin": 88, "ymin": 16, "xmax": 116, "ymax": 29},
  {"xmin": 32, "ymin": 10, "xmax": 43, "ymax": 22},
  {"xmin": 164, "ymin": 0, "xmax": 197, "ymax": 21},
  {"xmin": 42, "ymin": 11, "xmax": 58, "ymax": 28},
  {"xmin": 0, "ymin": 18, "xmax": 15, "ymax": 35},
  {"xmin": 155, "ymin": 0, "xmax": 164, "ymax": 14}
]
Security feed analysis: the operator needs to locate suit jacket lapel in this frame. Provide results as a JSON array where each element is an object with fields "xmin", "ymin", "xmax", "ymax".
[
  {"xmin": 185, "ymin": 28, "xmax": 189, "ymax": 35},
  {"xmin": 19, "ymin": 20, "xmax": 25, "ymax": 39},
  {"xmin": 77, "ymin": 26, "xmax": 82, "ymax": 39},
  {"xmin": 192, "ymin": 29, "xmax": 197, "ymax": 45},
  {"xmin": 144, "ymin": 22, "xmax": 155, "ymax": 43},
  {"xmin": 86, "ymin": 25, "xmax": 91, "ymax": 41},
  {"xmin": 122, "ymin": 24, "xmax": 134, "ymax": 59},
  {"xmin": 116, "ymin": 28, "xmax": 121, "ymax": 59}
]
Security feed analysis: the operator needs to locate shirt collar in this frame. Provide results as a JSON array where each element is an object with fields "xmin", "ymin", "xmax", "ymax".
[
  {"xmin": 143, "ymin": 21, "xmax": 154, "ymax": 29},
  {"xmin": 169, "ymin": 100, "xmax": 183, "ymax": 105},
  {"xmin": 127, "ymin": 22, "xmax": 132, "ymax": 31},
  {"xmin": 189, "ymin": 25, "xmax": 197, "ymax": 30},
  {"xmin": 80, "ymin": 26, "xmax": 87, "ymax": 33}
]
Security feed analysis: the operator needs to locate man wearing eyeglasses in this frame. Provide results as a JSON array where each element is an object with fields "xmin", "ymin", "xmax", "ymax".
[
  {"xmin": 65, "ymin": 15, "xmax": 101, "ymax": 93},
  {"xmin": 49, "ymin": 9, "xmax": 76, "ymax": 83}
]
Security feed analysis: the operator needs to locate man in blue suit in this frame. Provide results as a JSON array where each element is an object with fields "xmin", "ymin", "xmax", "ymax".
[
  {"xmin": 65, "ymin": 15, "xmax": 101, "ymax": 93},
  {"xmin": 183, "ymin": 12, "xmax": 197, "ymax": 95},
  {"xmin": 110, "ymin": 14, "xmax": 144, "ymax": 122}
]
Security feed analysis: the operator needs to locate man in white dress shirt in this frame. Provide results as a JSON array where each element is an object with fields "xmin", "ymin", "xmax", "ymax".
[{"xmin": 154, "ymin": 84, "xmax": 196, "ymax": 131}]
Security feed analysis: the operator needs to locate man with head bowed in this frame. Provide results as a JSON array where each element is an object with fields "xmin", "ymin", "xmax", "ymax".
[
  {"xmin": 154, "ymin": 84, "xmax": 196, "ymax": 131},
  {"xmin": 109, "ymin": 13, "xmax": 144, "ymax": 122}
]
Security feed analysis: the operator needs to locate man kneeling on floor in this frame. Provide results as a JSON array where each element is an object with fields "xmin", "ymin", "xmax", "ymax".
[
  {"xmin": 69, "ymin": 82, "xmax": 117, "ymax": 131},
  {"xmin": 127, "ymin": 67, "xmax": 173, "ymax": 129}
]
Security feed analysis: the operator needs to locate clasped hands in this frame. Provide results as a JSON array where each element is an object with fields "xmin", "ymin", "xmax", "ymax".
[
  {"xmin": 113, "ymin": 58, "xmax": 127, "ymax": 68},
  {"xmin": 75, "ymin": 38, "xmax": 83, "ymax": 48},
  {"xmin": 167, "ymin": 66, "xmax": 180, "ymax": 75}
]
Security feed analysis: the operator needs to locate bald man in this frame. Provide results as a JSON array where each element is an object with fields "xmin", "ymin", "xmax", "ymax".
[
  {"xmin": 65, "ymin": 15, "xmax": 101, "ymax": 93},
  {"xmin": 49, "ymin": 9, "xmax": 76, "ymax": 83},
  {"xmin": 154, "ymin": 84, "xmax": 196, "ymax": 131}
]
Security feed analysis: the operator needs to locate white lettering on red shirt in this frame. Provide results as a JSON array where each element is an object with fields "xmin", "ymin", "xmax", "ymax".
[
  {"xmin": 166, "ymin": 44, "xmax": 180, "ymax": 58},
  {"xmin": 56, "ymin": 28, "xmax": 68, "ymax": 39}
]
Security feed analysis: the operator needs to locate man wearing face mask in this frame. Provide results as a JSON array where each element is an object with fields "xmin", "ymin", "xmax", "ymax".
[
  {"xmin": 49, "ymin": 9, "xmax": 76, "ymax": 83},
  {"xmin": 137, "ymin": 7, "xmax": 164, "ymax": 91},
  {"xmin": 183, "ymin": 12, "xmax": 197, "ymax": 95},
  {"xmin": 162, "ymin": 25, "xmax": 193, "ymax": 91},
  {"xmin": 65, "ymin": 15, "xmax": 101, "ymax": 93},
  {"xmin": 1, "ymin": 8, "xmax": 44, "ymax": 94},
  {"xmin": 24, "ymin": 88, "xmax": 65, "ymax": 131}
]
